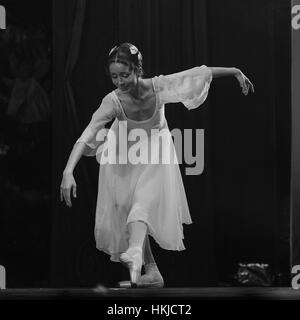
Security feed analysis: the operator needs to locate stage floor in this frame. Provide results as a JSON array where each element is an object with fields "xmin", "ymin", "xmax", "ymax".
[{"xmin": 0, "ymin": 287, "xmax": 300, "ymax": 300}]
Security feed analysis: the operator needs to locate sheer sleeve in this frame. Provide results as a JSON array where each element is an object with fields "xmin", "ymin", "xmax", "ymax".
[
  {"xmin": 155, "ymin": 65, "xmax": 212, "ymax": 110},
  {"xmin": 76, "ymin": 93, "xmax": 118, "ymax": 156}
]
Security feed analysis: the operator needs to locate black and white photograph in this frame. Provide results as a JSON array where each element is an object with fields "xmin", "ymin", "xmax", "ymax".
[{"xmin": 0, "ymin": 0, "xmax": 300, "ymax": 307}]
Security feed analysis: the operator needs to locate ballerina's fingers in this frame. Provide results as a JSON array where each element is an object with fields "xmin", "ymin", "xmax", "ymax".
[
  {"xmin": 72, "ymin": 185, "xmax": 77, "ymax": 199},
  {"xmin": 242, "ymin": 77, "xmax": 254, "ymax": 96},
  {"xmin": 248, "ymin": 78, "xmax": 255, "ymax": 93},
  {"xmin": 61, "ymin": 186, "xmax": 72, "ymax": 207},
  {"xmin": 242, "ymin": 85, "xmax": 248, "ymax": 95},
  {"xmin": 241, "ymin": 83, "xmax": 248, "ymax": 95},
  {"xmin": 245, "ymin": 77, "xmax": 254, "ymax": 94}
]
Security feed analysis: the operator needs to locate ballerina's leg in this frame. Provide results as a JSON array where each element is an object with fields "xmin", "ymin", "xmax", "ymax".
[
  {"xmin": 138, "ymin": 235, "xmax": 164, "ymax": 288},
  {"xmin": 120, "ymin": 221, "xmax": 147, "ymax": 285}
]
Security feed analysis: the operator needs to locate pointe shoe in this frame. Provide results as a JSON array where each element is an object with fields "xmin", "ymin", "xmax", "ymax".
[
  {"xmin": 120, "ymin": 247, "xmax": 143, "ymax": 286},
  {"xmin": 137, "ymin": 263, "xmax": 164, "ymax": 288},
  {"xmin": 118, "ymin": 264, "xmax": 164, "ymax": 289}
]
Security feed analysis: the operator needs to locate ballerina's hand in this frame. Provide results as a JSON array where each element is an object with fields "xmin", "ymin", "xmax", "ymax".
[
  {"xmin": 60, "ymin": 172, "xmax": 77, "ymax": 207},
  {"xmin": 235, "ymin": 70, "xmax": 255, "ymax": 96}
]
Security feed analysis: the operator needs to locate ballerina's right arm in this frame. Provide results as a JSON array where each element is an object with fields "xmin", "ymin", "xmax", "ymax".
[{"xmin": 60, "ymin": 94, "xmax": 118, "ymax": 207}]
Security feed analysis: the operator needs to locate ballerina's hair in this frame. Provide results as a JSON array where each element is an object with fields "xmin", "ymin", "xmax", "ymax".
[{"xmin": 107, "ymin": 42, "xmax": 144, "ymax": 77}]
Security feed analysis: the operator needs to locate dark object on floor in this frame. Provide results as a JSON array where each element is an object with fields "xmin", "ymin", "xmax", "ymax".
[{"xmin": 233, "ymin": 263, "xmax": 273, "ymax": 287}]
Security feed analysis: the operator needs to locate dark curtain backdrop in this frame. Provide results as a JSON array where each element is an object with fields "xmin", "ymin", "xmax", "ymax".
[{"xmin": 51, "ymin": 0, "xmax": 291, "ymax": 287}]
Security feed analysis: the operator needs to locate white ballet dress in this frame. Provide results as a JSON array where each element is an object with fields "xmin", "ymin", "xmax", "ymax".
[{"xmin": 76, "ymin": 65, "xmax": 212, "ymax": 262}]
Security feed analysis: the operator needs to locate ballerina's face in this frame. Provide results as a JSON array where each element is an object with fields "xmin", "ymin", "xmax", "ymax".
[{"xmin": 109, "ymin": 62, "xmax": 138, "ymax": 93}]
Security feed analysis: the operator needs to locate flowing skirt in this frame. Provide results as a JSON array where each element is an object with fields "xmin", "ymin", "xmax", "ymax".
[{"xmin": 94, "ymin": 119, "xmax": 192, "ymax": 262}]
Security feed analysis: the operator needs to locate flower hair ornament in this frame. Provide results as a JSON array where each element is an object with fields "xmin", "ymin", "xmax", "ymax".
[
  {"xmin": 129, "ymin": 45, "xmax": 138, "ymax": 55},
  {"xmin": 108, "ymin": 44, "xmax": 142, "ymax": 62},
  {"xmin": 129, "ymin": 45, "xmax": 142, "ymax": 61}
]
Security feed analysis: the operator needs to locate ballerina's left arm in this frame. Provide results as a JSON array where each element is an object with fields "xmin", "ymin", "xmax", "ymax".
[{"xmin": 208, "ymin": 67, "xmax": 255, "ymax": 96}]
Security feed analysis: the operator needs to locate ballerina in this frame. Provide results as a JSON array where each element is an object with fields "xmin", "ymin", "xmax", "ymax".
[{"xmin": 60, "ymin": 42, "xmax": 254, "ymax": 287}]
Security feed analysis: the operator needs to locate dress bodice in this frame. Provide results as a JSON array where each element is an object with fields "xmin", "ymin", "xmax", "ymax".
[{"xmin": 76, "ymin": 65, "xmax": 212, "ymax": 155}]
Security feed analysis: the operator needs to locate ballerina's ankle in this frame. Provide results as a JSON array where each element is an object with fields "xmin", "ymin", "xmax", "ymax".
[
  {"xmin": 127, "ymin": 246, "xmax": 143, "ymax": 254},
  {"xmin": 144, "ymin": 262, "xmax": 159, "ymax": 273}
]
